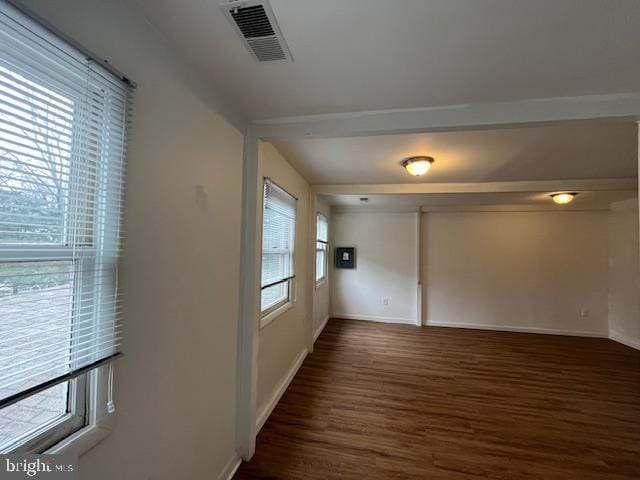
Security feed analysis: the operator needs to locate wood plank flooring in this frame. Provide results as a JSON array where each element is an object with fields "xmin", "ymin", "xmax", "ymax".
[{"xmin": 234, "ymin": 319, "xmax": 640, "ymax": 479}]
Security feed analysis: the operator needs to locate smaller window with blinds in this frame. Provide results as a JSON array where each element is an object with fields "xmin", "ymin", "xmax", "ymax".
[
  {"xmin": 316, "ymin": 213, "xmax": 328, "ymax": 285},
  {"xmin": 261, "ymin": 179, "xmax": 296, "ymax": 317}
]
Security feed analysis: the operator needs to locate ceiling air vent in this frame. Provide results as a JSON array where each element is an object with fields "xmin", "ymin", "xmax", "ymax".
[{"xmin": 220, "ymin": 0, "xmax": 293, "ymax": 63}]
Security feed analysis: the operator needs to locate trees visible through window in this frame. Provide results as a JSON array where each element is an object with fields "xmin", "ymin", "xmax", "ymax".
[{"xmin": 0, "ymin": 2, "xmax": 132, "ymax": 452}]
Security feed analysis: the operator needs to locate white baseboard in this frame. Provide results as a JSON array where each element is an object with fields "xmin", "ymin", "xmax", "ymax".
[
  {"xmin": 609, "ymin": 330, "xmax": 640, "ymax": 351},
  {"xmin": 256, "ymin": 348, "xmax": 308, "ymax": 433},
  {"xmin": 425, "ymin": 320, "xmax": 608, "ymax": 338},
  {"xmin": 313, "ymin": 315, "xmax": 330, "ymax": 342},
  {"xmin": 332, "ymin": 313, "xmax": 417, "ymax": 325},
  {"xmin": 217, "ymin": 454, "xmax": 241, "ymax": 480}
]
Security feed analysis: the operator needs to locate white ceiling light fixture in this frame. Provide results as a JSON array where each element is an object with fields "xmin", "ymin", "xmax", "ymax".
[
  {"xmin": 402, "ymin": 156, "xmax": 434, "ymax": 176},
  {"xmin": 551, "ymin": 192, "xmax": 577, "ymax": 205}
]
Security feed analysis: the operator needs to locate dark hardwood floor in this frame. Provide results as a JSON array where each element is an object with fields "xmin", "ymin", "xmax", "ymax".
[{"xmin": 235, "ymin": 319, "xmax": 640, "ymax": 480}]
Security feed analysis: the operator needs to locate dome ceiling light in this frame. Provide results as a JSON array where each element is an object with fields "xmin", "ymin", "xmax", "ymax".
[
  {"xmin": 551, "ymin": 192, "xmax": 577, "ymax": 205},
  {"xmin": 402, "ymin": 156, "xmax": 434, "ymax": 176}
]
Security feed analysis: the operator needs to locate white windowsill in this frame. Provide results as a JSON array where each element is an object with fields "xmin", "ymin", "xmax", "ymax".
[
  {"xmin": 46, "ymin": 419, "xmax": 113, "ymax": 456},
  {"xmin": 260, "ymin": 301, "xmax": 293, "ymax": 329}
]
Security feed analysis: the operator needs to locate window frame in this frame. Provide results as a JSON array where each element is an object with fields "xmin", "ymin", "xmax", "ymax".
[
  {"xmin": 0, "ymin": 1, "xmax": 130, "ymax": 455},
  {"xmin": 259, "ymin": 179, "xmax": 297, "ymax": 327},
  {"xmin": 315, "ymin": 213, "xmax": 328, "ymax": 287},
  {"xmin": 0, "ymin": 63, "xmax": 101, "ymax": 451},
  {"xmin": 45, "ymin": 364, "xmax": 115, "ymax": 455},
  {"xmin": 261, "ymin": 278, "xmax": 291, "ymax": 316},
  {"xmin": 260, "ymin": 278, "xmax": 295, "ymax": 329},
  {"xmin": 0, "ymin": 249, "xmax": 95, "ymax": 454},
  {"xmin": 5, "ymin": 376, "xmax": 86, "ymax": 454}
]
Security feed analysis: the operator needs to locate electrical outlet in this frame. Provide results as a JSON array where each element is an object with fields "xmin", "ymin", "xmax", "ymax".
[
  {"xmin": 580, "ymin": 308, "xmax": 589, "ymax": 318},
  {"xmin": 383, "ymin": 298, "xmax": 389, "ymax": 306}
]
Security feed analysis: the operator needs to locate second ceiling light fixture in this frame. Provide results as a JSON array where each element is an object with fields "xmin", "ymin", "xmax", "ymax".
[{"xmin": 402, "ymin": 156, "xmax": 434, "ymax": 176}]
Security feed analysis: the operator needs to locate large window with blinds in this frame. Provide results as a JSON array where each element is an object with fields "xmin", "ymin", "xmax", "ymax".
[
  {"xmin": 261, "ymin": 179, "xmax": 296, "ymax": 316},
  {"xmin": 0, "ymin": 2, "xmax": 131, "ymax": 452},
  {"xmin": 316, "ymin": 213, "xmax": 328, "ymax": 284}
]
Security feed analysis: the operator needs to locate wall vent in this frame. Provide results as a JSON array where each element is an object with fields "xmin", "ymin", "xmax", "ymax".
[{"xmin": 219, "ymin": 0, "xmax": 293, "ymax": 63}]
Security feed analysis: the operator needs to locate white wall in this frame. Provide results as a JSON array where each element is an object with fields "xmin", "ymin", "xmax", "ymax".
[
  {"xmin": 332, "ymin": 212, "xmax": 419, "ymax": 324},
  {"xmin": 423, "ymin": 211, "xmax": 610, "ymax": 336},
  {"xmin": 23, "ymin": 1, "xmax": 246, "ymax": 479},
  {"xmin": 256, "ymin": 142, "xmax": 310, "ymax": 422},
  {"xmin": 608, "ymin": 199, "xmax": 640, "ymax": 348},
  {"xmin": 312, "ymin": 197, "xmax": 331, "ymax": 339}
]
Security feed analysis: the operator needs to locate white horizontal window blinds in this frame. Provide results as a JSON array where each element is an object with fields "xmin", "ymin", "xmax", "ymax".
[
  {"xmin": 0, "ymin": 1, "xmax": 133, "ymax": 408},
  {"xmin": 261, "ymin": 179, "xmax": 296, "ymax": 312},
  {"xmin": 317, "ymin": 214, "xmax": 328, "ymax": 243},
  {"xmin": 315, "ymin": 214, "xmax": 328, "ymax": 282}
]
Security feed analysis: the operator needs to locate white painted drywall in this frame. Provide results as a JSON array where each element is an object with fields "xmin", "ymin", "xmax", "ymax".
[
  {"xmin": 313, "ymin": 197, "xmax": 331, "ymax": 339},
  {"xmin": 608, "ymin": 199, "xmax": 640, "ymax": 348},
  {"xmin": 22, "ymin": 1, "xmax": 246, "ymax": 479},
  {"xmin": 256, "ymin": 142, "xmax": 310, "ymax": 414},
  {"xmin": 332, "ymin": 212, "xmax": 418, "ymax": 324},
  {"xmin": 422, "ymin": 211, "xmax": 610, "ymax": 336}
]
